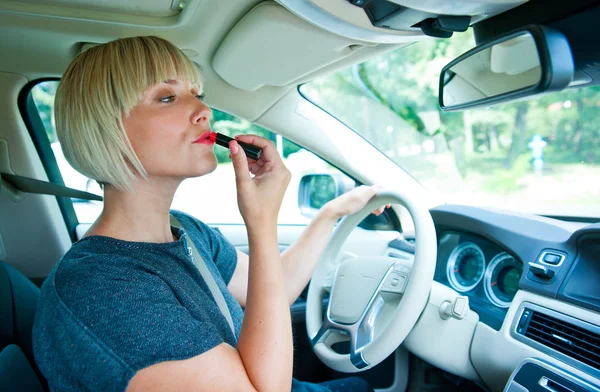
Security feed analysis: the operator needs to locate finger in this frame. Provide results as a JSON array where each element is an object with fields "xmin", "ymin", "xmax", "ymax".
[
  {"xmin": 229, "ymin": 141, "xmax": 251, "ymax": 185},
  {"xmin": 371, "ymin": 207, "xmax": 383, "ymax": 215},
  {"xmin": 234, "ymin": 134, "xmax": 281, "ymax": 162},
  {"xmin": 248, "ymin": 162, "xmax": 262, "ymax": 174},
  {"xmin": 234, "ymin": 134, "xmax": 273, "ymax": 148},
  {"xmin": 361, "ymin": 186, "xmax": 377, "ymax": 200}
]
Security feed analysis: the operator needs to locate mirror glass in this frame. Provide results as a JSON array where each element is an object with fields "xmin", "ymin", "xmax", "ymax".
[
  {"xmin": 441, "ymin": 32, "xmax": 541, "ymax": 108},
  {"xmin": 306, "ymin": 175, "xmax": 337, "ymax": 210},
  {"xmin": 298, "ymin": 173, "xmax": 355, "ymax": 218}
]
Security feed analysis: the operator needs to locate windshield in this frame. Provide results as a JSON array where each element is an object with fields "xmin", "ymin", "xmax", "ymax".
[{"xmin": 301, "ymin": 30, "xmax": 600, "ymax": 219}]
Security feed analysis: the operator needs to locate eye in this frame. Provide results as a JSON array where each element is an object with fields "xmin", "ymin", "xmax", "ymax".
[
  {"xmin": 159, "ymin": 95, "xmax": 176, "ymax": 103},
  {"xmin": 196, "ymin": 93, "xmax": 206, "ymax": 102}
]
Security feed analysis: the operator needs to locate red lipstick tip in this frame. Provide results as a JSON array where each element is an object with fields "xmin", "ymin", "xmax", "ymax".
[{"xmin": 209, "ymin": 132, "xmax": 217, "ymax": 142}]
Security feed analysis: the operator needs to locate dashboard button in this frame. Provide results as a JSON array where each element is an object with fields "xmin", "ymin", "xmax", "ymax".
[
  {"xmin": 529, "ymin": 262, "xmax": 555, "ymax": 279},
  {"xmin": 383, "ymin": 273, "xmax": 407, "ymax": 293},
  {"xmin": 453, "ymin": 297, "xmax": 466, "ymax": 314},
  {"xmin": 393, "ymin": 265, "xmax": 411, "ymax": 274},
  {"xmin": 542, "ymin": 253, "xmax": 561, "ymax": 265},
  {"xmin": 439, "ymin": 296, "xmax": 469, "ymax": 320}
]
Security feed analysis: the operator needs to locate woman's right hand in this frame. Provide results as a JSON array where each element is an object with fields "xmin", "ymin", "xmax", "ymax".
[{"xmin": 229, "ymin": 135, "xmax": 291, "ymax": 229}]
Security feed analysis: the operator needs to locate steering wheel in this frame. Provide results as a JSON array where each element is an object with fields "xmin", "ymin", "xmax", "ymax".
[{"xmin": 306, "ymin": 190, "xmax": 437, "ymax": 372}]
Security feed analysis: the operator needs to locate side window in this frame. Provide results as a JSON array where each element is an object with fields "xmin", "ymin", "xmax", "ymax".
[{"xmin": 30, "ymin": 80, "xmax": 348, "ymax": 225}]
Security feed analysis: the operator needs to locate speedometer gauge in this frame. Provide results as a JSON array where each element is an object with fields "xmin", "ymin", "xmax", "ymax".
[
  {"xmin": 484, "ymin": 253, "xmax": 523, "ymax": 308},
  {"xmin": 446, "ymin": 242, "xmax": 485, "ymax": 292}
]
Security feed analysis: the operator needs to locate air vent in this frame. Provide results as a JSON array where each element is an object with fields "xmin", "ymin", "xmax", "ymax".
[{"xmin": 518, "ymin": 309, "xmax": 600, "ymax": 371}]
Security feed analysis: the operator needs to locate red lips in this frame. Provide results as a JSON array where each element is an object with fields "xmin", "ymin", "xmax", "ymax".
[{"xmin": 192, "ymin": 131, "xmax": 215, "ymax": 145}]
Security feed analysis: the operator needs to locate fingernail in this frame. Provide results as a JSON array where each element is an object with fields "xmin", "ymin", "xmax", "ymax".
[{"xmin": 230, "ymin": 142, "xmax": 239, "ymax": 154}]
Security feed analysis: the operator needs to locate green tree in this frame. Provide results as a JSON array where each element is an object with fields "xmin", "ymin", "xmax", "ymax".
[
  {"xmin": 210, "ymin": 108, "xmax": 302, "ymax": 163},
  {"xmin": 32, "ymin": 81, "xmax": 58, "ymax": 143}
]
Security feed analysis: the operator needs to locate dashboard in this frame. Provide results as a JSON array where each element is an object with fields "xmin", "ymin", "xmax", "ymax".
[
  {"xmin": 435, "ymin": 231, "xmax": 522, "ymax": 330},
  {"xmin": 389, "ymin": 204, "xmax": 600, "ymax": 331},
  {"xmin": 385, "ymin": 204, "xmax": 600, "ymax": 389}
]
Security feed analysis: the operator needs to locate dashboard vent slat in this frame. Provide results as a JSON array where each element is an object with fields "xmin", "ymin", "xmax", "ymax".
[
  {"xmin": 522, "ymin": 310, "xmax": 600, "ymax": 371},
  {"xmin": 529, "ymin": 319, "xmax": 599, "ymax": 352}
]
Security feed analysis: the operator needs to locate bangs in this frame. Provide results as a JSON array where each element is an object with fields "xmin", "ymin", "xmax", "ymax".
[{"xmin": 99, "ymin": 36, "xmax": 203, "ymax": 115}]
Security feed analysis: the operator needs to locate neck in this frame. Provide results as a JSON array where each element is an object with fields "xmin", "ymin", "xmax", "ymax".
[{"xmin": 85, "ymin": 177, "xmax": 183, "ymax": 243}]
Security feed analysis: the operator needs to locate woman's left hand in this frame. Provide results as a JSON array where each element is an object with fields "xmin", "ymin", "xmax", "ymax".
[{"xmin": 322, "ymin": 185, "xmax": 391, "ymax": 220}]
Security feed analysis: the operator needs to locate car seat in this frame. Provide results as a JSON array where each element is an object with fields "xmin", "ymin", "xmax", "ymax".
[{"xmin": 0, "ymin": 260, "xmax": 47, "ymax": 391}]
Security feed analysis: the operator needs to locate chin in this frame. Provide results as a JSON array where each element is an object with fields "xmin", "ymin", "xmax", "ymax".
[
  {"xmin": 206, "ymin": 160, "xmax": 218, "ymax": 174},
  {"xmin": 196, "ymin": 158, "xmax": 218, "ymax": 177},
  {"xmin": 185, "ymin": 151, "xmax": 218, "ymax": 178}
]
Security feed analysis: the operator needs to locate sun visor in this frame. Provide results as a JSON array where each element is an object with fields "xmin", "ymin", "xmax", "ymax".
[{"xmin": 212, "ymin": 2, "xmax": 375, "ymax": 92}]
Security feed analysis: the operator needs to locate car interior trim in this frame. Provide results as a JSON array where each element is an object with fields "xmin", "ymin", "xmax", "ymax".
[{"xmin": 510, "ymin": 302, "xmax": 600, "ymax": 380}]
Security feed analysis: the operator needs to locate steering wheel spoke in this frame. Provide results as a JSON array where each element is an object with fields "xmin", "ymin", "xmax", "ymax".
[
  {"xmin": 310, "ymin": 296, "xmax": 385, "ymax": 370},
  {"xmin": 312, "ymin": 257, "xmax": 411, "ymax": 370}
]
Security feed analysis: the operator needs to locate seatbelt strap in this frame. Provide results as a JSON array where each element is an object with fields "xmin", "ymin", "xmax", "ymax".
[
  {"xmin": 0, "ymin": 172, "xmax": 102, "ymax": 201},
  {"xmin": 169, "ymin": 215, "xmax": 236, "ymax": 338}
]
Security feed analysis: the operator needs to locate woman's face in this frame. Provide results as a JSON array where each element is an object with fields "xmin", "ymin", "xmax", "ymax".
[{"xmin": 123, "ymin": 79, "xmax": 217, "ymax": 183}]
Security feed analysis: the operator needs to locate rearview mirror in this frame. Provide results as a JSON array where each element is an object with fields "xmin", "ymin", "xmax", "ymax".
[
  {"xmin": 298, "ymin": 173, "xmax": 355, "ymax": 218},
  {"xmin": 439, "ymin": 25, "xmax": 574, "ymax": 111}
]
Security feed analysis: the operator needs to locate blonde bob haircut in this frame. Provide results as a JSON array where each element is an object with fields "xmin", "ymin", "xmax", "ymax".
[{"xmin": 55, "ymin": 36, "xmax": 203, "ymax": 192}]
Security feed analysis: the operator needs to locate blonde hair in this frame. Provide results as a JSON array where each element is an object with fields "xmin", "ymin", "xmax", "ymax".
[{"xmin": 55, "ymin": 36, "xmax": 202, "ymax": 191}]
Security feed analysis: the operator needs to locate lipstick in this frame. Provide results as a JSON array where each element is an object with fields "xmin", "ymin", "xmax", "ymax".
[{"xmin": 210, "ymin": 132, "xmax": 262, "ymax": 161}]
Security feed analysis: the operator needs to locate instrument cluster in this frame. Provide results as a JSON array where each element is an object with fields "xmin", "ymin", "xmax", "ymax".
[{"xmin": 439, "ymin": 232, "xmax": 523, "ymax": 309}]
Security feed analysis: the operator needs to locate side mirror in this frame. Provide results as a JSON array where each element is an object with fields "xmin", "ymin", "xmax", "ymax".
[
  {"xmin": 298, "ymin": 173, "xmax": 355, "ymax": 218},
  {"xmin": 439, "ymin": 25, "xmax": 574, "ymax": 111}
]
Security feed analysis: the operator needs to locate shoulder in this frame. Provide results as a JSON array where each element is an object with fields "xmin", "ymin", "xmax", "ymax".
[
  {"xmin": 170, "ymin": 209, "xmax": 213, "ymax": 233},
  {"xmin": 170, "ymin": 209, "xmax": 237, "ymax": 280},
  {"xmin": 34, "ymin": 248, "xmax": 144, "ymax": 389},
  {"xmin": 170, "ymin": 209, "xmax": 227, "ymax": 247},
  {"xmin": 45, "ymin": 242, "xmax": 170, "ymax": 313},
  {"xmin": 33, "ymin": 241, "xmax": 224, "ymax": 390},
  {"xmin": 52, "ymin": 241, "xmax": 145, "ymax": 284}
]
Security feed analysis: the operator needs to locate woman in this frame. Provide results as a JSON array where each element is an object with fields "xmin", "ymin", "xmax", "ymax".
[{"xmin": 32, "ymin": 36, "xmax": 385, "ymax": 391}]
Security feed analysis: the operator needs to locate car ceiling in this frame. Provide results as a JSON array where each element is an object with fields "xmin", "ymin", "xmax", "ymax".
[{"xmin": 0, "ymin": 0, "xmax": 406, "ymax": 122}]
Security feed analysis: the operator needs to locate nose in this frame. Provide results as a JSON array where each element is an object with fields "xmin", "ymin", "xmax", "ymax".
[{"xmin": 191, "ymin": 99, "xmax": 212, "ymax": 125}]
